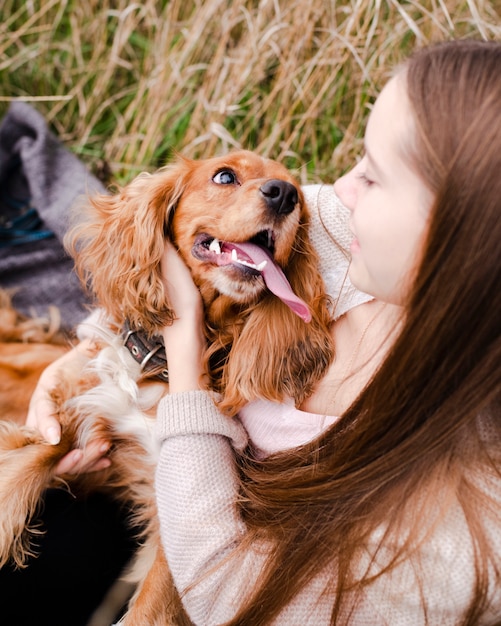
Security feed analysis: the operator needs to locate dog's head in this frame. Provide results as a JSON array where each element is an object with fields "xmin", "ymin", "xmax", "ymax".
[
  {"xmin": 171, "ymin": 151, "xmax": 310, "ymax": 320},
  {"xmin": 67, "ymin": 150, "xmax": 334, "ymax": 413},
  {"xmin": 68, "ymin": 150, "xmax": 313, "ymax": 331}
]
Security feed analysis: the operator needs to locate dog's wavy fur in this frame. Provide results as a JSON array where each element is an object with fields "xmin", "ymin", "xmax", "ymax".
[
  {"xmin": 0, "ymin": 150, "xmax": 334, "ymax": 625},
  {"xmin": 0, "ymin": 291, "xmax": 68, "ymax": 425}
]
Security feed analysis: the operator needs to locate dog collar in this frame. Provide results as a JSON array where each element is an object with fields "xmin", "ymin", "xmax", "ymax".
[{"xmin": 122, "ymin": 320, "xmax": 169, "ymax": 382}]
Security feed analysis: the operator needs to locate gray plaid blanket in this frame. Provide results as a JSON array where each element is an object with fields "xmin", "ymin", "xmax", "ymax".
[{"xmin": 0, "ymin": 102, "xmax": 105, "ymax": 330}]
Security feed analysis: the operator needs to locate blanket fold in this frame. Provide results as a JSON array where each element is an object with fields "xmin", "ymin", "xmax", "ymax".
[{"xmin": 0, "ymin": 102, "xmax": 104, "ymax": 329}]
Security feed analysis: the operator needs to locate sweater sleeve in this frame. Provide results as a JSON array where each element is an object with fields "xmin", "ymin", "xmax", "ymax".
[{"xmin": 155, "ymin": 390, "xmax": 265, "ymax": 624}]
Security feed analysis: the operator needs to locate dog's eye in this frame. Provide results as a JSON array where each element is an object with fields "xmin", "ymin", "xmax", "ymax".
[{"xmin": 213, "ymin": 169, "xmax": 238, "ymax": 185}]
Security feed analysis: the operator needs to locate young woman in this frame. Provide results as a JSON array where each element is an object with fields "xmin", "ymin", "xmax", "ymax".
[{"xmin": 155, "ymin": 39, "xmax": 501, "ymax": 624}]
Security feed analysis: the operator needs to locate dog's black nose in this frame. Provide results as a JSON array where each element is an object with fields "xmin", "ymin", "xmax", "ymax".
[{"xmin": 260, "ymin": 180, "xmax": 298, "ymax": 215}]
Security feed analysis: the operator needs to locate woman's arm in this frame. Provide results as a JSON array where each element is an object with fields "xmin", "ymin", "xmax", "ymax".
[
  {"xmin": 156, "ymin": 242, "xmax": 265, "ymax": 623},
  {"xmin": 156, "ymin": 392, "xmax": 257, "ymax": 623}
]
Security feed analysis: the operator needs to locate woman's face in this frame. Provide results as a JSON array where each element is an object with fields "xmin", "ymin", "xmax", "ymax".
[{"xmin": 334, "ymin": 75, "xmax": 434, "ymax": 305}]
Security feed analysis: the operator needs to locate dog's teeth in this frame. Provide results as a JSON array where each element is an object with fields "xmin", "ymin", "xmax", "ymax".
[
  {"xmin": 209, "ymin": 238, "xmax": 221, "ymax": 254},
  {"xmin": 230, "ymin": 249, "xmax": 267, "ymax": 272}
]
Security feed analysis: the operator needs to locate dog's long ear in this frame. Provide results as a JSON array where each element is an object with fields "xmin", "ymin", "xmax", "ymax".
[
  {"xmin": 217, "ymin": 226, "xmax": 335, "ymax": 416},
  {"xmin": 65, "ymin": 161, "xmax": 191, "ymax": 334}
]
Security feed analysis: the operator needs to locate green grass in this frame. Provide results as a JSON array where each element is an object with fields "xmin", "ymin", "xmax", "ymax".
[{"xmin": 1, "ymin": 0, "xmax": 500, "ymax": 184}]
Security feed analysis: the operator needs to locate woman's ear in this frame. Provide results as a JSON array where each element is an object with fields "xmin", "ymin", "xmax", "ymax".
[{"xmin": 65, "ymin": 164, "xmax": 188, "ymax": 335}]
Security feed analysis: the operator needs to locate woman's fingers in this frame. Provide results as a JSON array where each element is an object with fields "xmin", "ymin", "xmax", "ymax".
[
  {"xmin": 26, "ymin": 381, "xmax": 61, "ymax": 444},
  {"xmin": 160, "ymin": 241, "xmax": 206, "ymax": 392},
  {"xmin": 161, "ymin": 240, "xmax": 202, "ymax": 313},
  {"xmin": 55, "ymin": 439, "xmax": 111, "ymax": 475}
]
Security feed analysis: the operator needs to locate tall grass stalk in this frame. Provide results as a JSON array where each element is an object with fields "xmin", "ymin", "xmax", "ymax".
[{"xmin": 1, "ymin": 0, "xmax": 500, "ymax": 183}]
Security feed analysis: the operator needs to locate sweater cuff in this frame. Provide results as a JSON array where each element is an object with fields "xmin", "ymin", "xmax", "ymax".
[{"xmin": 156, "ymin": 389, "xmax": 249, "ymax": 451}]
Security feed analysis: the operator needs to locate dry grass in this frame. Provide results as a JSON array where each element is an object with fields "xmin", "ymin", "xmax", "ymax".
[{"xmin": 1, "ymin": 0, "xmax": 500, "ymax": 183}]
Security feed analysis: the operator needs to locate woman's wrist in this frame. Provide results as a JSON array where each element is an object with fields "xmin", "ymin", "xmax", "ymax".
[{"xmin": 162, "ymin": 312, "xmax": 206, "ymax": 393}]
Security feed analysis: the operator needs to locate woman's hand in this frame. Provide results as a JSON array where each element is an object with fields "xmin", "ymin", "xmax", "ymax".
[
  {"xmin": 52, "ymin": 439, "xmax": 112, "ymax": 475},
  {"xmin": 160, "ymin": 241, "xmax": 206, "ymax": 392},
  {"xmin": 26, "ymin": 338, "xmax": 112, "ymax": 475}
]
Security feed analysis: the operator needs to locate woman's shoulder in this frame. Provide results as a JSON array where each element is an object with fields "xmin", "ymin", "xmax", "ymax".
[{"xmin": 359, "ymin": 463, "xmax": 501, "ymax": 623}]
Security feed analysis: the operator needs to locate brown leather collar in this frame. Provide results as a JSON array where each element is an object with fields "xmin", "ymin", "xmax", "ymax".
[{"xmin": 122, "ymin": 320, "xmax": 169, "ymax": 382}]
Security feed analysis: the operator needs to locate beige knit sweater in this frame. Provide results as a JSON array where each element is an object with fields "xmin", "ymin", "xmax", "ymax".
[{"xmin": 155, "ymin": 186, "xmax": 501, "ymax": 625}]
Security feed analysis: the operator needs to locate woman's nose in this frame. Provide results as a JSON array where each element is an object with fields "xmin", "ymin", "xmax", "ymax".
[{"xmin": 333, "ymin": 169, "xmax": 357, "ymax": 211}]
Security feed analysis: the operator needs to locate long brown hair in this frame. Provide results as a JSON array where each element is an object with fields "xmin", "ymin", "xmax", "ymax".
[{"xmin": 230, "ymin": 40, "xmax": 501, "ymax": 624}]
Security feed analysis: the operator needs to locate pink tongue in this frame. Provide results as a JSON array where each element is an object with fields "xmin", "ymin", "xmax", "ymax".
[{"xmin": 228, "ymin": 242, "xmax": 311, "ymax": 323}]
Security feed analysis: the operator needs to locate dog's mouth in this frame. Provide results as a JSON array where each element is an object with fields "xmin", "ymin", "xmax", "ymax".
[
  {"xmin": 193, "ymin": 231, "xmax": 273, "ymax": 272},
  {"xmin": 192, "ymin": 232, "xmax": 311, "ymax": 322}
]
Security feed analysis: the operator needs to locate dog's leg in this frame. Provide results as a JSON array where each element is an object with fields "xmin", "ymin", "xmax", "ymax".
[{"xmin": 120, "ymin": 537, "xmax": 191, "ymax": 626}]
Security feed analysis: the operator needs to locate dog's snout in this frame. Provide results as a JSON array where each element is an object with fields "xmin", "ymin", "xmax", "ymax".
[{"xmin": 260, "ymin": 180, "xmax": 298, "ymax": 215}]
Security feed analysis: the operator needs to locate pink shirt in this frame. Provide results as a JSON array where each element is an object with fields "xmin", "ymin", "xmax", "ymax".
[{"xmin": 239, "ymin": 397, "xmax": 339, "ymax": 458}]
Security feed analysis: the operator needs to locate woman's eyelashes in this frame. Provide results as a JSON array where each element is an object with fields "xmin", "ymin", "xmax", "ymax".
[{"xmin": 356, "ymin": 171, "xmax": 375, "ymax": 187}]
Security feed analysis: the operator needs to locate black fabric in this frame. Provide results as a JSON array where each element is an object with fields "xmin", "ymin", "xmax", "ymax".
[{"xmin": 0, "ymin": 490, "xmax": 136, "ymax": 626}]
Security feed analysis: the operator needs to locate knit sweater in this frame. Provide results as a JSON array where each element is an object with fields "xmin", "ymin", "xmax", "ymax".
[{"xmin": 155, "ymin": 185, "xmax": 501, "ymax": 625}]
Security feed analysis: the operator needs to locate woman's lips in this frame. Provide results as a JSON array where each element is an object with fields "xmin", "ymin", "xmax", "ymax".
[{"xmin": 350, "ymin": 235, "xmax": 360, "ymax": 254}]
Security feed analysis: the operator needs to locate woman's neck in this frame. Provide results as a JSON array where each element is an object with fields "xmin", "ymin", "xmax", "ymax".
[{"xmin": 299, "ymin": 300, "xmax": 402, "ymax": 416}]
